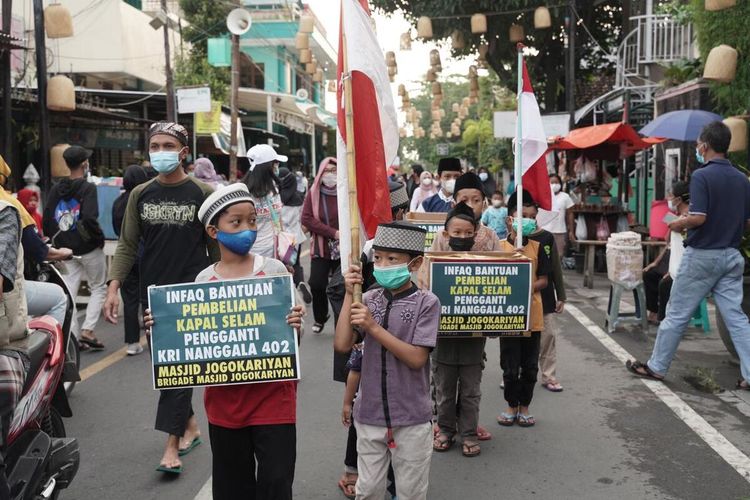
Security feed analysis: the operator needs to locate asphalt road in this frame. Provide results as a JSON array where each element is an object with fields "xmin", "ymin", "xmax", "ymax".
[{"xmin": 59, "ymin": 269, "xmax": 750, "ymax": 500}]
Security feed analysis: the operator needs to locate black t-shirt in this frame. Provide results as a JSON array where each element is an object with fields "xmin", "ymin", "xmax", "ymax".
[{"xmin": 529, "ymin": 230, "xmax": 557, "ymax": 314}]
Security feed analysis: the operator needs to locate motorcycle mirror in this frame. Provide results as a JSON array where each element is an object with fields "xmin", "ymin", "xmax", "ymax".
[{"xmin": 58, "ymin": 213, "xmax": 75, "ymax": 232}]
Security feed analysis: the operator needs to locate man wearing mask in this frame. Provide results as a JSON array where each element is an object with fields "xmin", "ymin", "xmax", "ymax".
[
  {"xmin": 538, "ymin": 173, "xmax": 575, "ymax": 258},
  {"xmin": 417, "ymin": 157, "xmax": 462, "ymax": 213},
  {"xmin": 43, "ymin": 145, "xmax": 107, "ymax": 350},
  {"xmin": 103, "ymin": 121, "xmax": 218, "ymax": 475},
  {"xmin": 627, "ymin": 121, "xmax": 750, "ymax": 389}
]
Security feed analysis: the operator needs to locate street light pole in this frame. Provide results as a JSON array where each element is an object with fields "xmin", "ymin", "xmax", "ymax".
[
  {"xmin": 1, "ymin": 0, "xmax": 12, "ymax": 166},
  {"xmin": 566, "ymin": 0, "xmax": 576, "ymax": 131},
  {"xmin": 229, "ymin": 32, "xmax": 239, "ymax": 181},
  {"xmin": 161, "ymin": 0, "xmax": 175, "ymax": 122},
  {"xmin": 32, "ymin": 0, "xmax": 50, "ymax": 194}
]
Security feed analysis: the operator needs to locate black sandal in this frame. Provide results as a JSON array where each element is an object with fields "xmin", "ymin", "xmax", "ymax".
[
  {"xmin": 80, "ymin": 336, "xmax": 105, "ymax": 350},
  {"xmin": 736, "ymin": 379, "xmax": 750, "ymax": 391},
  {"xmin": 626, "ymin": 360, "xmax": 664, "ymax": 381}
]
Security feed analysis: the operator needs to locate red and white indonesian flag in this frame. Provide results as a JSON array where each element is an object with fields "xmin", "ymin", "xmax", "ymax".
[
  {"xmin": 336, "ymin": 0, "xmax": 399, "ymax": 269},
  {"xmin": 516, "ymin": 60, "xmax": 552, "ymax": 211}
]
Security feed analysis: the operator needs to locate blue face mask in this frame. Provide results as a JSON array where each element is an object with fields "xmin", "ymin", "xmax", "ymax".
[
  {"xmin": 373, "ymin": 262, "xmax": 412, "ymax": 290},
  {"xmin": 217, "ymin": 229, "xmax": 257, "ymax": 255},
  {"xmin": 150, "ymin": 151, "xmax": 181, "ymax": 174},
  {"xmin": 695, "ymin": 147, "xmax": 705, "ymax": 165}
]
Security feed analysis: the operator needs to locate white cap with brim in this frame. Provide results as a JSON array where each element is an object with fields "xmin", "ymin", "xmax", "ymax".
[
  {"xmin": 198, "ymin": 183, "xmax": 254, "ymax": 227},
  {"xmin": 247, "ymin": 144, "xmax": 288, "ymax": 171}
]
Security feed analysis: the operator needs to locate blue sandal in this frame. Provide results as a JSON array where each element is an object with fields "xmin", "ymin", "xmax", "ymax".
[
  {"xmin": 517, "ymin": 414, "xmax": 536, "ymax": 427},
  {"xmin": 496, "ymin": 412, "xmax": 517, "ymax": 426}
]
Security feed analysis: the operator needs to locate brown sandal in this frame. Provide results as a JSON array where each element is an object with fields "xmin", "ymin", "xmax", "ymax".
[
  {"xmin": 433, "ymin": 433, "xmax": 454, "ymax": 452},
  {"xmin": 462, "ymin": 440, "xmax": 481, "ymax": 457}
]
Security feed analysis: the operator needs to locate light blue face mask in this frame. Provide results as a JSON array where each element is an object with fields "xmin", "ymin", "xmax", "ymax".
[
  {"xmin": 511, "ymin": 217, "xmax": 537, "ymax": 236},
  {"xmin": 150, "ymin": 151, "xmax": 181, "ymax": 174},
  {"xmin": 695, "ymin": 147, "xmax": 705, "ymax": 165},
  {"xmin": 373, "ymin": 262, "xmax": 412, "ymax": 290}
]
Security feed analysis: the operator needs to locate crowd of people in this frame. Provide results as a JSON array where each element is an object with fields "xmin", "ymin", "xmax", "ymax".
[{"xmin": 1, "ymin": 120, "xmax": 749, "ymax": 500}]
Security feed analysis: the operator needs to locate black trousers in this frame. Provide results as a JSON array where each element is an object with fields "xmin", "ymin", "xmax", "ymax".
[
  {"xmin": 292, "ymin": 245, "xmax": 304, "ymax": 286},
  {"xmin": 309, "ymin": 257, "xmax": 340, "ymax": 324},
  {"xmin": 658, "ymin": 275, "xmax": 673, "ymax": 321},
  {"xmin": 210, "ymin": 423, "xmax": 296, "ymax": 500},
  {"xmin": 121, "ymin": 263, "xmax": 141, "ymax": 344},
  {"xmin": 643, "ymin": 267, "xmax": 664, "ymax": 314},
  {"xmin": 500, "ymin": 332, "xmax": 541, "ymax": 407}
]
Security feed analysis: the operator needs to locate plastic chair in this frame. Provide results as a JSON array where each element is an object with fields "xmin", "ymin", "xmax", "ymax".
[
  {"xmin": 606, "ymin": 283, "xmax": 649, "ymax": 334},
  {"xmin": 690, "ymin": 298, "xmax": 711, "ymax": 335}
]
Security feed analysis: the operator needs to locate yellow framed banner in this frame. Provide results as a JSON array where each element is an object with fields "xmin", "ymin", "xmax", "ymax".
[
  {"xmin": 147, "ymin": 274, "xmax": 300, "ymax": 389},
  {"xmin": 405, "ymin": 212, "xmax": 446, "ymax": 251},
  {"xmin": 427, "ymin": 252, "xmax": 532, "ymax": 337}
]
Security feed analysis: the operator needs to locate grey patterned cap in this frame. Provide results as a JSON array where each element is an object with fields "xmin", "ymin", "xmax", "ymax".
[
  {"xmin": 372, "ymin": 222, "xmax": 427, "ymax": 255},
  {"xmin": 389, "ymin": 180, "xmax": 409, "ymax": 210},
  {"xmin": 198, "ymin": 183, "xmax": 254, "ymax": 227}
]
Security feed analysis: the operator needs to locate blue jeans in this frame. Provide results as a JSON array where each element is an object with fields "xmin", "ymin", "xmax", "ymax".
[
  {"xmin": 25, "ymin": 280, "xmax": 68, "ymax": 328},
  {"xmin": 648, "ymin": 247, "xmax": 750, "ymax": 381}
]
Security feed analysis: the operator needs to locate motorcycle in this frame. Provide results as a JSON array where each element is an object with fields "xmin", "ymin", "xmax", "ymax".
[{"xmin": 3, "ymin": 213, "xmax": 81, "ymax": 499}]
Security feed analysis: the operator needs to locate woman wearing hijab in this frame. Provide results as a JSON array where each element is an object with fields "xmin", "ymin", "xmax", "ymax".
[
  {"xmin": 301, "ymin": 157, "xmax": 340, "ymax": 333},
  {"xmin": 409, "ymin": 170, "xmax": 437, "ymax": 213},
  {"xmin": 193, "ymin": 157, "xmax": 225, "ymax": 189},
  {"xmin": 16, "ymin": 189, "xmax": 43, "ymax": 236},
  {"xmin": 112, "ymin": 164, "xmax": 153, "ymax": 355},
  {"xmin": 477, "ymin": 166, "xmax": 497, "ymax": 199},
  {"xmin": 278, "ymin": 166, "xmax": 309, "ymax": 298}
]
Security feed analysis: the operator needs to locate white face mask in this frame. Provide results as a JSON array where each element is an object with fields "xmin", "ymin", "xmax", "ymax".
[
  {"xmin": 668, "ymin": 199, "xmax": 676, "ymax": 211},
  {"xmin": 479, "ymin": 172, "xmax": 488, "ymax": 182},
  {"xmin": 491, "ymin": 199, "xmax": 503, "ymax": 208},
  {"xmin": 322, "ymin": 172, "xmax": 337, "ymax": 188},
  {"xmin": 443, "ymin": 179, "xmax": 456, "ymax": 195},
  {"xmin": 421, "ymin": 177, "xmax": 433, "ymax": 187},
  {"xmin": 551, "ymin": 183, "xmax": 561, "ymax": 194}
]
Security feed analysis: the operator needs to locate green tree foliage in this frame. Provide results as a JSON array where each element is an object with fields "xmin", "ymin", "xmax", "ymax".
[
  {"xmin": 176, "ymin": 0, "xmax": 232, "ymax": 102},
  {"xmin": 400, "ymin": 73, "xmax": 514, "ymax": 170},
  {"xmin": 690, "ymin": 0, "xmax": 749, "ymax": 117},
  {"xmin": 370, "ymin": 0, "xmax": 623, "ymax": 112}
]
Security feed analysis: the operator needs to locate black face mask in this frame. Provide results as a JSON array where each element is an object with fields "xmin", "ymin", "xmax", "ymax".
[{"xmin": 448, "ymin": 236, "xmax": 475, "ymax": 252}]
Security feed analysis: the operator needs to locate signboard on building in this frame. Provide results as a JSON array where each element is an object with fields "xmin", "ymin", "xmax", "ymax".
[
  {"xmin": 176, "ymin": 86, "xmax": 212, "ymax": 114},
  {"xmin": 273, "ymin": 110, "xmax": 314, "ymax": 135},
  {"xmin": 436, "ymin": 143, "xmax": 450, "ymax": 156},
  {"xmin": 195, "ymin": 101, "xmax": 222, "ymax": 135},
  {"xmin": 493, "ymin": 111, "xmax": 570, "ymax": 139}
]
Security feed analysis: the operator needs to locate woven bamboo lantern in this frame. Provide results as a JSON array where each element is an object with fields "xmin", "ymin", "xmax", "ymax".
[
  {"xmin": 478, "ymin": 43, "xmax": 489, "ymax": 60},
  {"xmin": 306, "ymin": 60, "xmax": 317, "ymax": 75},
  {"xmin": 432, "ymin": 63, "xmax": 443, "ymax": 74},
  {"xmin": 469, "ymin": 65, "xmax": 478, "ymax": 78},
  {"xmin": 385, "ymin": 51, "xmax": 396, "ymax": 66},
  {"xmin": 417, "ymin": 16, "xmax": 432, "ymax": 39},
  {"xmin": 534, "ymin": 7, "xmax": 552, "ymax": 29},
  {"xmin": 398, "ymin": 84, "xmax": 406, "ymax": 97},
  {"xmin": 51, "ymin": 144, "xmax": 71, "ymax": 177},
  {"xmin": 426, "ymin": 68, "xmax": 437, "ymax": 82},
  {"xmin": 299, "ymin": 13, "xmax": 314, "ymax": 33},
  {"xmin": 451, "ymin": 30, "xmax": 465, "ymax": 50},
  {"xmin": 469, "ymin": 88, "xmax": 479, "ymax": 98},
  {"xmin": 47, "ymin": 75, "xmax": 76, "ymax": 111},
  {"xmin": 400, "ymin": 32, "xmax": 412, "ymax": 50},
  {"xmin": 399, "ymin": 127, "xmax": 407, "ymax": 138},
  {"xmin": 462, "ymin": 97, "xmax": 471, "ymax": 107},
  {"xmin": 313, "ymin": 69, "xmax": 324, "ymax": 82},
  {"xmin": 439, "ymin": 108, "xmax": 446, "ymax": 119},
  {"xmin": 471, "ymin": 13, "xmax": 487, "ymax": 34},
  {"xmin": 429, "ymin": 49, "xmax": 441, "ymax": 67},
  {"xmin": 432, "ymin": 82, "xmax": 442, "ymax": 96},
  {"xmin": 724, "ymin": 117, "xmax": 747, "ymax": 152},
  {"xmin": 703, "ymin": 44, "xmax": 738, "ymax": 82},
  {"xmin": 327, "ymin": 80, "xmax": 336, "ymax": 92},
  {"xmin": 431, "ymin": 109, "xmax": 441, "ymax": 121},
  {"xmin": 45, "ymin": 4, "xmax": 73, "ymax": 39},
  {"xmin": 295, "ymin": 32, "xmax": 309, "ymax": 50},
  {"xmin": 705, "ymin": 0, "xmax": 737, "ymax": 11},
  {"xmin": 452, "ymin": 102, "xmax": 460, "ymax": 113},
  {"xmin": 451, "ymin": 123, "xmax": 461, "ymax": 136},
  {"xmin": 388, "ymin": 65, "xmax": 397, "ymax": 77},
  {"xmin": 510, "ymin": 24, "xmax": 525, "ymax": 43},
  {"xmin": 433, "ymin": 95, "xmax": 443, "ymax": 108},
  {"xmin": 470, "ymin": 78, "xmax": 479, "ymax": 91},
  {"xmin": 299, "ymin": 48, "xmax": 311, "ymax": 64}
]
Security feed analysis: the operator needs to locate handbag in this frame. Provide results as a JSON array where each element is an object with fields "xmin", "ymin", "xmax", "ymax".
[
  {"xmin": 267, "ymin": 195, "xmax": 298, "ymax": 266},
  {"xmin": 322, "ymin": 194, "xmax": 341, "ymax": 261}
]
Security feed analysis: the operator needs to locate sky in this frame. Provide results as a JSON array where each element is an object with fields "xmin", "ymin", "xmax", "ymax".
[{"xmin": 306, "ymin": 0, "xmax": 476, "ymax": 115}]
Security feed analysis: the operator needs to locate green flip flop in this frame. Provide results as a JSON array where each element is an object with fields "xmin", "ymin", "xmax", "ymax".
[
  {"xmin": 156, "ymin": 464, "xmax": 183, "ymax": 474},
  {"xmin": 178, "ymin": 437, "xmax": 202, "ymax": 457}
]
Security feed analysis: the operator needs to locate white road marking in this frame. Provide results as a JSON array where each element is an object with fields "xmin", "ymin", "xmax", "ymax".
[
  {"xmin": 567, "ymin": 303, "xmax": 750, "ymax": 483},
  {"xmin": 194, "ymin": 476, "xmax": 212, "ymax": 500}
]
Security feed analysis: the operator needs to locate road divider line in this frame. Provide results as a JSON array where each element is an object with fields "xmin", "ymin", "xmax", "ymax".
[
  {"xmin": 194, "ymin": 476, "xmax": 212, "ymax": 500},
  {"xmin": 78, "ymin": 336, "xmax": 147, "ymax": 382},
  {"xmin": 567, "ymin": 303, "xmax": 750, "ymax": 483}
]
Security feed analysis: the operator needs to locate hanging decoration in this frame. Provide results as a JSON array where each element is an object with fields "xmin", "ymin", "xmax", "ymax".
[
  {"xmin": 703, "ymin": 44, "xmax": 738, "ymax": 82},
  {"xmin": 45, "ymin": 3, "xmax": 74, "ymax": 39},
  {"xmin": 534, "ymin": 7, "xmax": 552, "ymax": 29},
  {"xmin": 471, "ymin": 13, "xmax": 487, "ymax": 34},
  {"xmin": 295, "ymin": 32, "xmax": 310, "ymax": 50},
  {"xmin": 299, "ymin": 13, "xmax": 314, "ymax": 33},
  {"xmin": 400, "ymin": 32, "xmax": 412, "ymax": 50},
  {"xmin": 509, "ymin": 24, "xmax": 525, "ymax": 43},
  {"xmin": 299, "ymin": 48, "xmax": 312, "ymax": 64},
  {"xmin": 451, "ymin": 30, "xmax": 466, "ymax": 50},
  {"xmin": 724, "ymin": 117, "xmax": 747, "ymax": 152},
  {"xmin": 705, "ymin": 0, "xmax": 737, "ymax": 11},
  {"xmin": 417, "ymin": 16, "xmax": 433, "ymax": 39},
  {"xmin": 47, "ymin": 75, "xmax": 76, "ymax": 111}
]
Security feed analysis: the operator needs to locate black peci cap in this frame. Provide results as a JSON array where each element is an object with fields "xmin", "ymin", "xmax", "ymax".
[{"xmin": 62, "ymin": 145, "xmax": 92, "ymax": 168}]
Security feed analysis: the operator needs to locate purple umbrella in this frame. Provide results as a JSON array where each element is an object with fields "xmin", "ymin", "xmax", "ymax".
[{"xmin": 639, "ymin": 109, "xmax": 723, "ymax": 141}]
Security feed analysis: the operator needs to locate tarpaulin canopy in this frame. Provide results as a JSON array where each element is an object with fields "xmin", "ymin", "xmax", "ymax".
[{"xmin": 550, "ymin": 122, "xmax": 664, "ymax": 160}]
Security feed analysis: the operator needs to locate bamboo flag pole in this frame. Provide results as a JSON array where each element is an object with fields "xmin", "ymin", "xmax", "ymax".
[
  {"xmin": 515, "ymin": 44, "xmax": 524, "ymax": 249},
  {"xmin": 342, "ymin": 31, "xmax": 363, "ymax": 303}
]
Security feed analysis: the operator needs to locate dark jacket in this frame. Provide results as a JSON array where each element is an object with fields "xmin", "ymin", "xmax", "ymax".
[
  {"xmin": 301, "ymin": 190, "xmax": 339, "ymax": 259},
  {"xmin": 113, "ymin": 165, "xmax": 151, "ymax": 236},
  {"xmin": 43, "ymin": 177, "xmax": 103, "ymax": 255}
]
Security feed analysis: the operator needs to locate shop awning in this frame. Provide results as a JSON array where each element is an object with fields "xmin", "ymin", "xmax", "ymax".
[
  {"xmin": 237, "ymin": 88, "xmax": 334, "ymax": 133},
  {"xmin": 549, "ymin": 122, "xmax": 665, "ymax": 160}
]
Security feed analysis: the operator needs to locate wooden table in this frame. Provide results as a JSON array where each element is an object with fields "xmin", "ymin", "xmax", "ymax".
[{"xmin": 575, "ymin": 239, "xmax": 667, "ymax": 289}]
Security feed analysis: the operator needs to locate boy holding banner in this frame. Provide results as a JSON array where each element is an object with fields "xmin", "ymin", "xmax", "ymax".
[
  {"xmin": 147, "ymin": 183, "xmax": 305, "ymax": 499},
  {"xmin": 335, "ymin": 223, "xmax": 439, "ymax": 500},
  {"xmin": 496, "ymin": 190, "xmax": 551, "ymax": 427}
]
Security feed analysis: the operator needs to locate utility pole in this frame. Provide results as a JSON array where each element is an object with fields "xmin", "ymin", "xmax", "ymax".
[
  {"xmin": 161, "ymin": 0, "xmax": 175, "ymax": 121},
  {"xmin": 1, "ymin": 0, "xmax": 12, "ymax": 165},
  {"xmin": 32, "ymin": 0, "xmax": 50, "ymax": 194},
  {"xmin": 229, "ymin": 32, "xmax": 239, "ymax": 181},
  {"xmin": 566, "ymin": 0, "xmax": 576, "ymax": 131}
]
